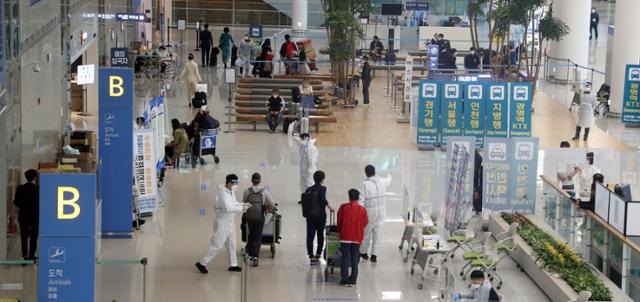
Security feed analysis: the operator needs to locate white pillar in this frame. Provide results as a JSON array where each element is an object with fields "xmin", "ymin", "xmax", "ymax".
[
  {"xmin": 292, "ymin": 0, "xmax": 308, "ymax": 38},
  {"xmin": 548, "ymin": 0, "xmax": 590, "ymax": 81},
  {"xmin": 610, "ymin": 0, "xmax": 640, "ymax": 114}
]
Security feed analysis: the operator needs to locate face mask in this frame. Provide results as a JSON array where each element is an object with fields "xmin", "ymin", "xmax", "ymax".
[
  {"xmin": 471, "ymin": 283, "xmax": 481, "ymax": 290},
  {"xmin": 232, "ymin": 184, "xmax": 238, "ymax": 191},
  {"xmin": 592, "ymin": 10, "xmax": 596, "ymax": 13},
  {"xmin": 272, "ymin": 94, "xmax": 278, "ymax": 98}
]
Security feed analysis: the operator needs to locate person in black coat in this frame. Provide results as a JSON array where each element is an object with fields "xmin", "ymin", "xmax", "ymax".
[
  {"xmin": 13, "ymin": 169, "xmax": 39, "ymax": 260},
  {"xmin": 360, "ymin": 55, "xmax": 372, "ymax": 105},
  {"xmin": 199, "ymin": 24, "xmax": 214, "ymax": 67},
  {"xmin": 590, "ymin": 7, "xmax": 599, "ymax": 40},
  {"xmin": 464, "ymin": 47, "xmax": 481, "ymax": 71}
]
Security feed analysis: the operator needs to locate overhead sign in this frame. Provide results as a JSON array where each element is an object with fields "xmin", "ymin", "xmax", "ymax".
[
  {"xmin": 622, "ymin": 64, "xmax": 640, "ymax": 125},
  {"xmin": 441, "ymin": 82, "xmax": 463, "ymax": 144},
  {"xmin": 404, "ymin": 56, "xmax": 414, "ymax": 103},
  {"xmin": 405, "ymin": 2, "xmax": 430, "ymax": 10},
  {"xmin": 98, "ymin": 68, "xmax": 134, "ymax": 237},
  {"xmin": 110, "ymin": 48, "xmax": 129, "ymax": 68},
  {"xmin": 115, "ymin": 13, "xmax": 148, "ymax": 22},
  {"xmin": 249, "ymin": 24, "xmax": 263, "ymax": 38},
  {"xmin": 77, "ymin": 64, "xmax": 95, "ymax": 85},
  {"xmin": 38, "ymin": 173, "xmax": 96, "ymax": 302},
  {"xmin": 486, "ymin": 83, "xmax": 508, "ymax": 137},
  {"xmin": 463, "ymin": 83, "xmax": 486, "ymax": 146},
  {"xmin": 509, "ymin": 82, "xmax": 532, "ymax": 137},
  {"xmin": 417, "ymin": 80, "xmax": 441, "ymax": 145}
]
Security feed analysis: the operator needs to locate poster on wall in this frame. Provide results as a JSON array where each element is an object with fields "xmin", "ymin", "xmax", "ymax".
[
  {"xmin": 441, "ymin": 83, "xmax": 463, "ymax": 144},
  {"xmin": 417, "ymin": 80, "xmax": 441, "ymax": 145},
  {"xmin": 508, "ymin": 137, "xmax": 539, "ymax": 214},
  {"xmin": 463, "ymin": 83, "xmax": 486, "ymax": 146},
  {"xmin": 482, "ymin": 138, "xmax": 511, "ymax": 212},
  {"xmin": 134, "ymin": 129, "xmax": 158, "ymax": 213},
  {"xmin": 509, "ymin": 82, "xmax": 532, "ymax": 137},
  {"xmin": 622, "ymin": 64, "xmax": 640, "ymax": 125},
  {"xmin": 485, "ymin": 83, "xmax": 508, "ymax": 137},
  {"xmin": 444, "ymin": 136, "xmax": 475, "ymax": 234}
]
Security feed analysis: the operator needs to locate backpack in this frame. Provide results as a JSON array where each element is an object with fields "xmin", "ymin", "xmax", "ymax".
[
  {"xmin": 301, "ymin": 187, "xmax": 322, "ymax": 218},
  {"xmin": 245, "ymin": 188, "xmax": 265, "ymax": 221},
  {"xmin": 489, "ymin": 288, "xmax": 501, "ymax": 301}
]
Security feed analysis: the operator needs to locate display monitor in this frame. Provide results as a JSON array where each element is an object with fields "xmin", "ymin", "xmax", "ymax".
[
  {"xmin": 608, "ymin": 192, "xmax": 626, "ymax": 234},
  {"xmin": 381, "ymin": 4, "xmax": 403, "ymax": 16},
  {"xmin": 594, "ymin": 183, "xmax": 610, "ymax": 222}
]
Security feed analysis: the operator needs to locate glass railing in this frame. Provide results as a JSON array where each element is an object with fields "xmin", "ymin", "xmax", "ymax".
[{"xmin": 541, "ymin": 175, "xmax": 640, "ymax": 300}]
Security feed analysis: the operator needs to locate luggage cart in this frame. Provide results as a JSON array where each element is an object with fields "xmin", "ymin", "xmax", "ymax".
[
  {"xmin": 324, "ymin": 212, "xmax": 341, "ymax": 282},
  {"xmin": 261, "ymin": 210, "xmax": 282, "ymax": 258},
  {"xmin": 193, "ymin": 129, "xmax": 220, "ymax": 168}
]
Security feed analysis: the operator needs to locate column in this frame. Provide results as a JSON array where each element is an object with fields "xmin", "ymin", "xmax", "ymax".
[
  {"xmin": 548, "ymin": 0, "xmax": 590, "ymax": 81},
  {"xmin": 610, "ymin": 0, "xmax": 640, "ymax": 114},
  {"xmin": 292, "ymin": 0, "xmax": 308, "ymax": 38}
]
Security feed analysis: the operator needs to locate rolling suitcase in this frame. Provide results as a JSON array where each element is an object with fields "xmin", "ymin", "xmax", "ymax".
[{"xmin": 192, "ymin": 91, "xmax": 207, "ymax": 108}]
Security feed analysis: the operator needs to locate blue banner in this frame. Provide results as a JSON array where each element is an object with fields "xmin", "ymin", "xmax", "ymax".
[
  {"xmin": 417, "ymin": 80, "xmax": 441, "ymax": 145},
  {"xmin": 482, "ymin": 138, "xmax": 510, "ymax": 212},
  {"xmin": 441, "ymin": 82, "xmax": 463, "ymax": 144},
  {"xmin": 486, "ymin": 83, "xmax": 508, "ymax": 137},
  {"xmin": 508, "ymin": 138, "xmax": 539, "ymax": 214},
  {"xmin": 509, "ymin": 82, "xmax": 532, "ymax": 137},
  {"xmin": 99, "ymin": 68, "xmax": 134, "ymax": 237},
  {"xmin": 38, "ymin": 173, "xmax": 96, "ymax": 302},
  {"xmin": 110, "ymin": 48, "xmax": 129, "ymax": 68},
  {"xmin": 622, "ymin": 64, "xmax": 640, "ymax": 125},
  {"xmin": 463, "ymin": 83, "xmax": 486, "ymax": 146},
  {"xmin": 115, "ymin": 13, "xmax": 148, "ymax": 22}
]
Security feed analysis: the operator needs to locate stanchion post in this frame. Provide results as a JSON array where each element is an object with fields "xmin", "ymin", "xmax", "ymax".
[
  {"xmin": 385, "ymin": 63, "xmax": 391, "ymax": 97},
  {"xmin": 141, "ymin": 258, "xmax": 148, "ymax": 302},
  {"xmin": 225, "ymin": 83, "xmax": 235, "ymax": 133}
]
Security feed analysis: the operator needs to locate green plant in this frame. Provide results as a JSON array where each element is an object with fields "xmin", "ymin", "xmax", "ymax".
[{"xmin": 500, "ymin": 212, "xmax": 613, "ymax": 301}]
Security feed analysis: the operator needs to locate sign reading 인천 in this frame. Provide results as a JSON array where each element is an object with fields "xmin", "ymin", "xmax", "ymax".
[
  {"xmin": 134, "ymin": 129, "xmax": 158, "ymax": 214},
  {"xmin": 463, "ymin": 83, "xmax": 486, "ymax": 146},
  {"xmin": 110, "ymin": 48, "xmax": 129, "ymax": 68},
  {"xmin": 404, "ymin": 56, "xmax": 414, "ymax": 104},
  {"xmin": 508, "ymin": 137, "xmax": 539, "ymax": 214},
  {"xmin": 622, "ymin": 64, "xmax": 640, "ymax": 125},
  {"xmin": 38, "ymin": 173, "xmax": 96, "ymax": 302},
  {"xmin": 441, "ymin": 82, "xmax": 463, "ymax": 144},
  {"xmin": 482, "ymin": 138, "xmax": 510, "ymax": 212},
  {"xmin": 485, "ymin": 83, "xmax": 509, "ymax": 137},
  {"xmin": 509, "ymin": 82, "xmax": 532, "ymax": 137},
  {"xmin": 417, "ymin": 80, "xmax": 441, "ymax": 145},
  {"xmin": 98, "ymin": 68, "xmax": 133, "ymax": 237}
]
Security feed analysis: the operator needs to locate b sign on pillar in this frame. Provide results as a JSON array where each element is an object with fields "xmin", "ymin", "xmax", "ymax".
[{"xmin": 39, "ymin": 173, "xmax": 97, "ymax": 238}]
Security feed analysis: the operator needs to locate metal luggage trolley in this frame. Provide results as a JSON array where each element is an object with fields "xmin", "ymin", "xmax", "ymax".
[
  {"xmin": 410, "ymin": 234, "xmax": 451, "ymax": 290},
  {"xmin": 324, "ymin": 213, "xmax": 341, "ymax": 282},
  {"xmin": 194, "ymin": 129, "xmax": 220, "ymax": 168},
  {"xmin": 261, "ymin": 209, "xmax": 282, "ymax": 258}
]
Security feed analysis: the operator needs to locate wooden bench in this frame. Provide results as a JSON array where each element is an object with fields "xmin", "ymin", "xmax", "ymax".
[
  {"xmin": 234, "ymin": 100, "xmax": 330, "ymax": 109},
  {"xmin": 239, "ymin": 78, "xmax": 323, "ymax": 84},
  {"xmin": 236, "ymin": 88, "xmax": 326, "ymax": 96},
  {"xmin": 273, "ymin": 74, "xmax": 335, "ymax": 81},
  {"xmin": 237, "ymin": 83, "xmax": 325, "ymax": 90},
  {"xmin": 236, "ymin": 107, "xmax": 333, "ymax": 116},
  {"xmin": 236, "ymin": 114, "xmax": 337, "ymax": 132}
]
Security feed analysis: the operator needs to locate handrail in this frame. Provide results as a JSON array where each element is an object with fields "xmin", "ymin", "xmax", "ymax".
[
  {"xmin": 545, "ymin": 54, "xmax": 606, "ymax": 76},
  {"xmin": 540, "ymin": 175, "xmax": 640, "ymax": 254}
]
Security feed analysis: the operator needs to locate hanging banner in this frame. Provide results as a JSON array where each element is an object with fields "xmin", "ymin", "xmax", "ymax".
[
  {"xmin": 509, "ymin": 82, "xmax": 532, "ymax": 137},
  {"xmin": 441, "ymin": 82, "xmax": 463, "ymax": 144},
  {"xmin": 486, "ymin": 83, "xmax": 509, "ymax": 137},
  {"xmin": 404, "ymin": 56, "xmax": 414, "ymax": 103},
  {"xmin": 508, "ymin": 137, "xmax": 539, "ymax": 214},
  {"xmin": 98, "ymin": 68, "xmax": 133, "ymax": 237},
  {"xmin": 482, "ymin": 138, "xmax": 511, "ymax": 212},
  {"xmin": 38, "ymin": 173, "xmax": 96, "ymax": 302},
  {"xmin": 134, "ymin": 129, "xmax": 158, "ymax": 213},
  {"xmin": 622, "ymin": 64, "xmax": 640, "ymax": 125},
  {"xmin": 444, "ymin": 136, "xmax": 475, "ymax": 234},
  {"xmin": 463, "ymin": 83, "xmax": 486, "ymax": 146},
  {"xmin": 417, "ymin": 80, "xmax": 441, "ymax": 145}
]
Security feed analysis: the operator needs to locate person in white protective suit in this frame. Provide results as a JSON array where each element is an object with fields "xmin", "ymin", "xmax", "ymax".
[
  {"xmin": 359, "ymin": 164, "xmax": 392, "ymax": 263},
  {"xmin": 195, "ymin": 174, "xmax": 250, "ymax": 273},
  {"xmin": 238, "ymin": 34, "xmax": 255, "ymax": 78},
  {"xmin": 572, "ymin": 82, "xmax": 596, "ymax": 141},
  {"xmin": 297, "ymin": 133, "xmax": 318, "ymax": 196}
]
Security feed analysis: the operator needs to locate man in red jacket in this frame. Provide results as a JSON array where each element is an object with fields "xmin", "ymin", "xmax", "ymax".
[{"xmin": 337, "ymin": 189, "xmax": 369, "ymax": 287}]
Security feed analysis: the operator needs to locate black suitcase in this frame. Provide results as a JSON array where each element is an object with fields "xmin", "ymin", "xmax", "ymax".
[
  {"xmin": 192, "ymin": 91, "xmax": 207, "ymax": 108},
  {"xmin": 210, "ymin": 47, "xmax": 219, "ymax": 66}
]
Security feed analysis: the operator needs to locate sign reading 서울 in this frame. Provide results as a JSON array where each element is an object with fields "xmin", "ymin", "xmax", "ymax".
[
  {"xmin": 622, "ymin": 64, "xmax": 640, "ymax": 125},
  {"xmin": 441, "ymin": 82, "xmax": 463, "ymax": 144}
]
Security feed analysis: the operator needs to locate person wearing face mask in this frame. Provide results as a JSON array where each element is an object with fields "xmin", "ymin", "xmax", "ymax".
[
  {"xmin": 590, "ymin": 7, "xmax": 599, "ymax": 41},
  {"xmin": 196, "ymin": 174, "xmax": 251, "ymax": 274},
  {"xmin": 238, "ymin": 34, "xmax": 255, "ymax": 78},
  {"xmin": 297, "ymin": 133, "xmax": 318, "ymax": 195},
  {"xmin": 464, "ymin": 47, "xmax": 481, "ymax": 71},
  {"xmin": 453, "ymin": 270, "xmax": 499, "ymax": 302},
  {"xmin": 566, "ymin": 152, "xmax": 601, "ymax": 200},
  {"xmin": 578, "ymin": 173, "xmax": 604, "ymax": 211},
  {"xmin": 572, "ymin": 83, "xmax": 596, "ymax": 141},
  {"xmin": 266, "ymin": 88, "xmax": 286, "ymax": 133},
  {"xmin": 359, "ymin": 165, "xmax": 391, "ymax": 263}
]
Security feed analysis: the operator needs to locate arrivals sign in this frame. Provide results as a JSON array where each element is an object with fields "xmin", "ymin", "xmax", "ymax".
[
  {"xmin": 622, "ymin": 64, "xmax": 640, "ymax": 125},
  {"xmin": 38, "ymin": 173, "xmax": 96, "ymax": 302}
]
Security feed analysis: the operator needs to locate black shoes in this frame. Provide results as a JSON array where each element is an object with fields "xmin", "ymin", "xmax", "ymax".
[
  {"xmin": 572, "ymin": 136, "xmax": 579, "ymax": 140},
  {"xmin": 251, "ymin": 257, "xmax": 259, "ymax": 267},
  {"xmin": 310, "ymin": 255, "xmax": 320, "ymax": 265},
  {"xmin": 584, "ymin": 136, "xmax": 589, "ymax": 141},
  {"xmin": 360, "ymin": 253, "xmax": 369, "ymax": 261},
  {"xmin": 195, "ymin": 262, "xmax": 208, "ymax": 274},
  {"xmin": 228, "ymin": 266, "xmax": 242, "ymax": 272},
  {"xmin": 370, "ymin": 255, "xmax": 377, "ymax": 263},
  {"xmin": 339, "ymin": 280, "xmax": 353, "ymax": 287}
]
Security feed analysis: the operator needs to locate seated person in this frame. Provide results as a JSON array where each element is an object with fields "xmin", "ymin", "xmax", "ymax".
[
  {"xmin": 266, "ymin": 88, "xmax": 285, "ymax": 133},
  {"xmin": 299, "ymin": 79, "xmax": 314, "ymax": 96},
  {"xmin": 369, "ymin": 36, "xmax": 384, "ymax": 62},
  {"xmin": 158, "ymin": 45, "xmax": 171, "ymax": 73},
  {"xmin": 165, "ymin": 118, "xmax": 189, "ymax": 166},
  {"xmin": 454, "ymin": 270, "xmax": 500, "ymax": 302},
  {"xmin": 578, "ymin": 173, "xmax": 604, "ymax": 211}
]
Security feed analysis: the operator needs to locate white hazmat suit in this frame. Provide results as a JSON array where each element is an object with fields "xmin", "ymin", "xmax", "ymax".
[
  {"xmin": 359, "ymin": 175, "xmax": 392, "ymax": 256},
  {"xmin": 297, "ymin": 137, "xmax": 318, "ymax": 193},
  {"xmin": 199, "ymin": 185, "xmax": 245, "ymax": 267}
]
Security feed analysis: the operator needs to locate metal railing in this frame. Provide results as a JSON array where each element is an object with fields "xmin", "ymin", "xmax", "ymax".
[{"xmin": 544, "ymin": 54, "xmax": 606, "ymax": 85}]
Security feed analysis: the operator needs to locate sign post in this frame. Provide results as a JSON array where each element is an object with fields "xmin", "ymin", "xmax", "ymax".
[
  {"xmin": 509, "ymin": 82, "xmax": 532, "ymax": 137},
  {"xmin": 463, "ymin": 83, "xmax": 486, "ymax": 146},
  {"xmin": 622, "ymin": 64, "xmax": 640, "ymax": 125},
  {"xmin": 417, "ymin": 80, "xmax": 441, "ymax": 149},
  {"xmin": 486, "ymin": 83, "xmax": 509, "ymax": 137},
  {"xmin": 38, "ymin": 173, "xmax": 97, "ymax": 302},
  {"xmin": 441, "ymin": 82, "xmax": 463, "ymax": 144},
  {"xmin": 224, "ymin": 68, "xmax": 236, "ymax": 133},
  {"xmin": 98, "ymin": 68, "xmax": 134, "ymax": 238}
]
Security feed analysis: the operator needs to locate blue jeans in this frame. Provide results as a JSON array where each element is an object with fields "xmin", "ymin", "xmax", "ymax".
[
  {"xmin": 340, "ymin": 242, "xmax": 360, "ymax": 283},
  {"xmin": 266, "ymin": 112, "xmax": 282, "ymax": 131}
]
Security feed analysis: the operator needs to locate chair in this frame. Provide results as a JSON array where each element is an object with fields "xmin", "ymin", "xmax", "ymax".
[{"xmin": 444, "ymin": 217, "xmax": 484, "ymax": 260}]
